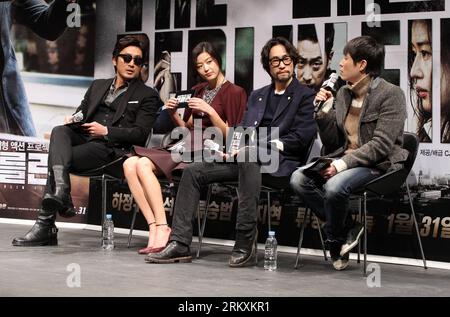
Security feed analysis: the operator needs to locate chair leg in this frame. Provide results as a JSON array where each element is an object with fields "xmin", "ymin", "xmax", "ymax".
[
  {"xmin": 254, "ymin": 229, "xmax": 258, "ymax": 265},
  {"xmin": 294, "ymin": 208, "xmax": 309, "ymax": 269},
  {"xmin": 357, "ymin": 197, "xmax": 362, "ymax": 264},
  {"xmin": 101, "ymin": 175, "xmax": 108, "ymax": 246},
  {"xmin": 127, "ymin": 204, "xmax": 139, "ymax": 248},
  {"xmin": 314, "ymin": 214, "xmax": 327, "ymax": 261},
  {"xmin": 196, "ymin": 184, "xmax": 212, "ymax": 258},
  {"xmin": 406, "ymin": 183, "xmax": 427, "ymax": 269},
  {"xmin": 363, "ymin": 192, "xmax": 368, "ymax": 277},
  {"xmin": 169, "ymin": 182, "xmax": 176, "ymax": 214},
  {"xmin": 267, "ymin": 191, "xmax": 271, "ymax": 232}
]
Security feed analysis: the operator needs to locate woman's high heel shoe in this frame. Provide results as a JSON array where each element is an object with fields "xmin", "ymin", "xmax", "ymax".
[
  {"xmin": 138, "ymin": 222, "xmax": 156, "ymax": 254},
  {"xmin": 145, "ymin": 223, "xmax": 171, "ymax": 253}
]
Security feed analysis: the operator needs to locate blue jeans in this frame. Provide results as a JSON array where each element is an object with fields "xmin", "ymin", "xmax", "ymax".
[{"xmin": 290, "ymin": 166, "xmax": 381, "ymax": 242}]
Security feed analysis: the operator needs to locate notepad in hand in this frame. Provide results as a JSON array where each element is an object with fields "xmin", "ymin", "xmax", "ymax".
[{"xmin": 303, "ymin": 157, "xmax": 333, "ymax": 183}]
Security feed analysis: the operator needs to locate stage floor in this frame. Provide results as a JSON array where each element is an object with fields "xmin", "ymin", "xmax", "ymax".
[{"xmin": 1, "ymin": 223, "xmax": 448, "ymax": 297}]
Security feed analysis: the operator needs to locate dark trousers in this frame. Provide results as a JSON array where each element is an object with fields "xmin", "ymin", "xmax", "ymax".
[
  {"xmin": 44, "ymin": 125, "xmax": 118, "ymax": 194},
  {"xmin": 169, "ymin": 160, "xmax": 289, "ymax": 246}
]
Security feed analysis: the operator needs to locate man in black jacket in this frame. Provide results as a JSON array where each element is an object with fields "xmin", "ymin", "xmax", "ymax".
[
  {"xmin": 12, "ymin": 35, "xmax": 162, "ymax": 246},
  {"xmin": 0, "ymin": 0, "xmax": 76, "ymax": 136}
]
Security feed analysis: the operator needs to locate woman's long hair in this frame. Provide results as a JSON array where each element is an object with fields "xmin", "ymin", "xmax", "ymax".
[
  {"xmin": 441, "ymin": 20, "xmax": 450, "ymax": 143},
  {"xmin": 408, "ymin": 19, "xmax": 432, "ymax": 143}
]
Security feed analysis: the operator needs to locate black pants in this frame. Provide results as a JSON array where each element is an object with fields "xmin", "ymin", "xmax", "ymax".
[
  {"xmin": 44, "ymin": 125, "xmax": 118, "ymax": 193},
  {"xmin": 169, "ymin": 160, "xmax": 289, "ymax": 246}
]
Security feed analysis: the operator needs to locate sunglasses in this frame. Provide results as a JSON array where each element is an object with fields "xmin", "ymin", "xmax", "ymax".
[{"xmin": 118, "ymin": 54, "xmax": 144, "ymax": 66}]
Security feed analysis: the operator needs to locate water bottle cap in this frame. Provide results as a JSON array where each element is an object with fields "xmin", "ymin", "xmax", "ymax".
[
  {"xmin": 268, "ymin": 231, "xmax": 275, "ymax": 236},
  {"xmin": 106, "ymin": 214, "xmax": 112, "ymax": 220}
]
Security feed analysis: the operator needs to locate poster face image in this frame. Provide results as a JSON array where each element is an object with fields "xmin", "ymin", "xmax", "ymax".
[
  {"xmin": 297, "ymin": 23, "xmax": 347, "ymax": 92},
  {"xmin": 441, "ymin": 19, "xmax": 450, "ymax": 143},
  {"xmin": 408, "ymin": 19, "xmax": 433, "ymax": 143}
]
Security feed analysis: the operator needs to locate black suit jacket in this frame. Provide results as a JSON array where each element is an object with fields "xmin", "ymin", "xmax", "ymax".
[
  {"xmin": 74, "ymin": 78, "xmax": 162, "ymax": 152},
  {"xmin": 240, "ymin": 78, "xmax": 316, "ymax": 177}
]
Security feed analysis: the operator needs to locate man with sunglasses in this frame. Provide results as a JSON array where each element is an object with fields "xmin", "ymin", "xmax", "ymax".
[
  {"xmin": 12, "ymin": 35, "xmax": 162, "ymax": 247},
  {"xmin": 145, "ymin": 37, "xmax": 316, "ymax": 266}
]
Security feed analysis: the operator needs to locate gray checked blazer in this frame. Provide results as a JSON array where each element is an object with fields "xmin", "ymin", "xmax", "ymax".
[{"xmin": 316, "ymin": 77, "xmax": 409, "ymax": 172}]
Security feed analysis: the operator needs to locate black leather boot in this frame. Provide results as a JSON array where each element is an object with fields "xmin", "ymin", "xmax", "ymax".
[
  {"xmin": 229, "ymin": 228, "xmax": 258, "ymax": 267},
  {"xmin": 42, "ymin": 165, "xmax": 76, "ymax": 217},
  {"xmin": 12, "ymin": 208, "xmax": 58, "ymax": 246},
  {"xmin": 58, "ymin": 195, "xmax": 77, "ymax": 218}
]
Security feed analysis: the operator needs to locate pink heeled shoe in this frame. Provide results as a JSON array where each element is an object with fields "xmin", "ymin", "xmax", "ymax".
[{"xmin": 138, "ymin": 246, "xmax": 154, "ymax": 254}]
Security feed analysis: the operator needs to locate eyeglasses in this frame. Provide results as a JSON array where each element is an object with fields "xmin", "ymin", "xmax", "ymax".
[
  {"xmin": 269, "ymin": 56, "xmax": 293, "ymax": 67},
  {"xmin": 118, "ymin": 54, "xmax": 144, "ymax": 66}
]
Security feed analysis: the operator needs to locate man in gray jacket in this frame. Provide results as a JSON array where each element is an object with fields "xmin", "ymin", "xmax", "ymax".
[
  {"xmin": 290, "ymin": 36, "xmax": 408, "ymax": 271},
  {"xmin": 0, "ymin": 0, "xmax": 75, "ymax": 136}
]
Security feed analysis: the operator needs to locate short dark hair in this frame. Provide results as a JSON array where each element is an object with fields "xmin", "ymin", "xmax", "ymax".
[
  {"xmin": 191, "ymin": 41, "xmax": 223, "ymax": 79},
  {"xmin": 298, "ymin": 24, "xmax": 335, "ymax": 57},
  {"xmin": 260, "ymin": 37, "xmax": 300, "ymax": 76},
  {"xmin": 112, "ymin": 35, "xmax": 145, "ymax": 59},
  {"xmin": 343, "ymin": 36, "xmax": 384, "ymax": 77}
]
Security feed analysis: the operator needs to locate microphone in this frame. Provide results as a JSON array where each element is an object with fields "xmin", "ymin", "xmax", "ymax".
[
  {"xmin": 314, "ymin": 72, "xmax": 339, "ymax": 113},
  {"xmin": 72, "ymin": 110, "xmax": 84, "ymax": 123}
]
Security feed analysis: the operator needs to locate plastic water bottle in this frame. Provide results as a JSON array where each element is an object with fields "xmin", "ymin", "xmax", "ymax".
[
  {"xmin": 102, "ymin": 214, "xmax": 114, "ymax": 250},
  {"xmin": 264, "ymin": 231, "xmax": 277, "ymax": 271}
]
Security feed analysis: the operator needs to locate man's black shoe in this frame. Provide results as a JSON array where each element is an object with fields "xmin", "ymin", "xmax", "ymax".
[
  {"xmin": 12, "ymin": 207, "xmax": 58, "ymax": 247},
  {"xmin": 340, "ymin": 222, "xmax": 364, "ymax": 256},
  {"xmin": 145, "ymin": 241, "xmax": 192, "ymax": 263},
  {"xmin": 42, "ymin": 192, "xmax": 74, "ymax": 215},
  {"xmin": 229, "ymin": 228, "xmax": 258, "ymax": 267},
  {"xmin": 12, "ymin": 223, "xmax": 58, "ymax": 246},
  {"xmin": 42, "ymin": 165, "xmax": 73, "ymax": 215}
]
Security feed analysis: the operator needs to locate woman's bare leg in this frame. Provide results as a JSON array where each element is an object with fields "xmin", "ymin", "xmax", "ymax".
[
  {"xmin": 123, "ymin": 156, "xmax": 156, "ymax": 248},
  {"xmin": 136, "ymin": 157, "xmax": 171, "ymax": 249}
]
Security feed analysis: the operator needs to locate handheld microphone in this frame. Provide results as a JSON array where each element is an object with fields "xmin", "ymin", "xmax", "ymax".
[
  {"xmin": 314, "ymin": 72, "xmax": 339, "ymax": 113},
  {"xmin": 72, "ymin": 111, "xmax": 84, "ymax": 123}
]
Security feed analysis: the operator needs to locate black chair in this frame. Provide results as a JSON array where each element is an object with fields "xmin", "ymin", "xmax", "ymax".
[
  {"xmin": 294, "ymin": 208, "xmax": 328, "ymax": 268},
  {"xmin": 351, "ymin": 132, "xmax": 427, "ymax": 275},
  {"xmin": 196, "ymin": 180, "xmax": 289, "ymax": 259},
  {"xmin": 127, "ymin": 131, "xmax": 178, "ymax": 247},
  {"xmin": 295, "ymin": 133, "xmax": 427, "ymax": 273},
  {"xmin": 294, "ymin": 145, "xmax": 329, "ymax": 268},
  {"xmin": 294, "ymin": 138, "xmax": 328, "ymax": 269},
  {"xmin": 68, "ymin": 128, "xmax": 170, "ymax": 245},
  {"xmin": 73, "ymin": 128, "xmax": 174, "ymax": 248},
  {"xmin": 70, "ymin": 155, "xmax": 126, "ymax": 244},
  {"xmin": 196, "ymin": 136, "xmax": 317, "ymax": 259}
]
